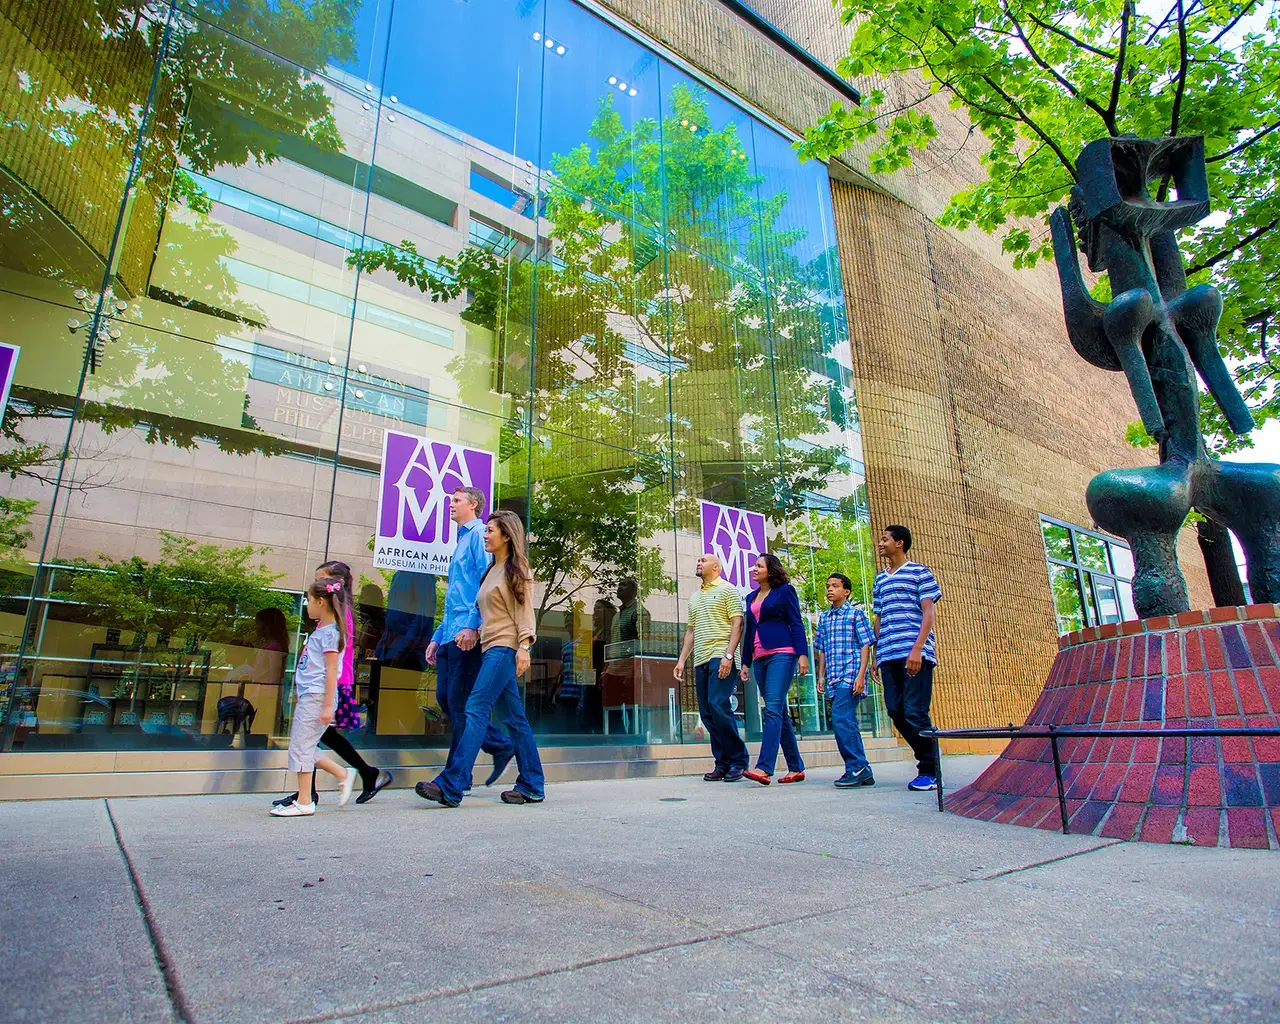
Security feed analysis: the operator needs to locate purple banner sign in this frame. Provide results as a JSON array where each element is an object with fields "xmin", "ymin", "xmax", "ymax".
[
  {"xmin": 374, "ymin": 431, "xmax": 495, "ymax": 574},
  {"xmin": 699, "ymin": 500, "xmax": 767, "ymax": 595},
  {"xmin": 0, "ymin": 344, "xmax": 18, "ymax": 421}
]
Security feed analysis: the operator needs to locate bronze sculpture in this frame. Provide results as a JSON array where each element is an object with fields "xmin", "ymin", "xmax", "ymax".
[{"xmin": 1051, "ymin": 135, "xmax": 1280, "ymax": 617}]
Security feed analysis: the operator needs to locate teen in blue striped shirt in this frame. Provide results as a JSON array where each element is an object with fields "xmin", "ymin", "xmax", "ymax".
[{"xmin": 872, "ymin": 524, "xmax": 943, "ymax": 791}]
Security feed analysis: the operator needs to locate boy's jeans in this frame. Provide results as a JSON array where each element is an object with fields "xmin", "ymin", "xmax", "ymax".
[{"xmin": 829, "ymin": 686, "xmax": 870, "ymax": 775}]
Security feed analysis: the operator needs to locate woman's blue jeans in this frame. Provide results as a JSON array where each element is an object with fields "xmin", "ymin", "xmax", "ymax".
[
  {"xmin": 752, "ymin": 653, "xmax": 804, "ymax": 775},
  {"xmin": 434, "ymin": 647, "xmax": 544, "ymax": 804}
]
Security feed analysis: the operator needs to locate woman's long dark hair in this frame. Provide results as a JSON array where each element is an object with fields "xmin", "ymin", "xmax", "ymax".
[
  {"xmin": 756, "ymin": 552, "xmax": 789, "ymax": 590},
  {"xmin": 487, "ymin": 510, "xmax": 532, "ymax": 604}
]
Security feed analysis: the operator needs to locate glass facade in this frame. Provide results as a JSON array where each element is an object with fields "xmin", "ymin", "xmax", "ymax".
[
  {"xmin": 1039, "ymin": 516, "xmax": 1136, "ymax": 634},
  {"xmin": 0, "ymin": 0, "xmax": 878, "ymax": 755}
]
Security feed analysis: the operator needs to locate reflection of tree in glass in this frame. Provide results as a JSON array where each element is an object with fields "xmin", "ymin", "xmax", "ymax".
[
  {"xmin": 0, "ymin": 0, "xmax": 358, "ymax": 478},
  {"xmin": 351, "ymin": 84, "xmax": 854, "ymax": 616},
  {"xmin": 1048, "ymin": 565, "xmax": 1085, "ymax": 633},
  {"xmin": 67, "ymin": 531, "xmax": 295, "ymax": 651},
  {"xmin": 776, "ymin": 511, "xmax": 877, "ymax": 613}
]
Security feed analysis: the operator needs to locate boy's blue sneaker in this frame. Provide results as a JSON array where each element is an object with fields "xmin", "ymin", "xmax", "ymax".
[
  {"xmin": 834, "ymin": 767, "xmax": 875, "ymax": 788},
  {"xmin": 907, "ymin": 774, "xmax": 937, "ymax": 791}
]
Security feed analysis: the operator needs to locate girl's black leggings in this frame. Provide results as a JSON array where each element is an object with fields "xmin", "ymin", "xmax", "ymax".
[{"xmin": 320, "ymin": 727, "xmax": 377, "ymax": 786}]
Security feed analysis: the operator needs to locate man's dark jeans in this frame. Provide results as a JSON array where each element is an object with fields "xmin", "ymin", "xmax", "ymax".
[
  {"xmin": 879, "ymin": 658, "xmax": 937, "ymax": 776},
  {"xmin": 694, "ymin": 658, "xmax": 747, "ymax": 772},
  {"xmin": 437, "ymin": 641, "xmax": 513, "ymax": 769}
]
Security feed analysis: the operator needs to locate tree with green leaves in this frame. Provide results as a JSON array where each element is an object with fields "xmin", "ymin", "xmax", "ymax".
[{"xmin": 801, "ymin": 0, "xmax": 1278, "ymax": 603}]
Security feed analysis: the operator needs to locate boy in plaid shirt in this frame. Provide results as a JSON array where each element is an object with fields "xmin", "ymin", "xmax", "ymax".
[{"xmin": 814, "ymin": 573, "xmax": 876, "ymax": 788}]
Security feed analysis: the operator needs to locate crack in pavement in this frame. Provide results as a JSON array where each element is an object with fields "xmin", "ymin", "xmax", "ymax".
[
  {"xmin": 105, "ymin": 799, "xmax": 195, "ymax": 1024},
  {"xmin": 283, "ymin": 840, "xmax": 1123, "ymax": 1024}
]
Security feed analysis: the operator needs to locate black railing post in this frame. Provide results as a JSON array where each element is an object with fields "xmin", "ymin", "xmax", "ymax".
[
  {"xmin": 934, "ymin": 734, "xmax": 945, "ymax": 811},
  {"xmin": 1049, "ymin": 725, "xmax": 1069, "ymax": 835}
]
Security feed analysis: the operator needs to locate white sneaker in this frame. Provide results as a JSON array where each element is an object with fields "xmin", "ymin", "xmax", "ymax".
[
  {"xmin": 338, "ymin": 767, "xmax": 358, "ymax": 808},
  {"xmin": 270, "ymin": 800, "xmax": 315, "ymax": 817}
]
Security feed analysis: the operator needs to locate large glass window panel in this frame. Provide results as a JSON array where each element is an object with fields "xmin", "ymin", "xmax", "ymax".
[
  {"xmin": 1110, "ymin": 543, "xmax": 1135, "ymax": 580},
  {"xmin": 188, "ymin": 0, "xmax": 393, "ymax": 93},
  {"xmin": 659, "ymin": 66, "xmax": 763, "ymax": 274},
  {"xmin": 381, "ymin": 0, "xmax": 544, "ymax": 170},
  {"xmin": 6, "ymin": 23, "xmax": 373, "ymax": 751},
  {"xmin": 1048, "ymin": 564, "xmax": 1086, "ymax": 633},
  {"xmin": 1075, "ymin": 532, "xmax": 1110, "ymax": 573},
  {"xmin": 523, "ymin": 433, "xmax": 678, "ymax": 743},
  {"xmin": 1092, "ymin": 575, "xmax": 1121, "ymax": 625},
  {"xmin": 1041, "ymin": 521, "xmax": 1073, "ymax": 562}
]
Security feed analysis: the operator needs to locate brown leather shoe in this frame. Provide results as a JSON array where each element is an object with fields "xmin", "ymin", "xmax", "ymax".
[
  {"xmin": 414, "ymin": 781, "xmax": 459, "ymax": 807},
  {"xmin": 501, "ymin": 789, "xmax": 544, "ymax": 804},
  {"xmin": 742, "ymin": 768, "xmax": 771, "ymax": 786},
  {"xmin": 778, "ymin": 772, "xmax": 806, "ymax": 784}
]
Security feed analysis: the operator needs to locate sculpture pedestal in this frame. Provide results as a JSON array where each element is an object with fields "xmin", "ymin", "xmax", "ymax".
[{"xmin": 946, "ymin": 607, "xmax": 1280, "ymax": 848}]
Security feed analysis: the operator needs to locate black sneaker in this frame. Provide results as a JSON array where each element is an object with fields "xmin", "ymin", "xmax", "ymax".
[
  {"xmin": 272, "ymin": 790, "xmax": 319, "ymax": 807},
  {"xmin": 835, "ymin": 767, "xmax": 875, "ymax": 788},
  {"xmin": 723, "ymin": 769, "xmax": 746, "ymax": 783},
  {"xmin": 703, "ymin": 768, "xmax": 727, "ymax": 781}
]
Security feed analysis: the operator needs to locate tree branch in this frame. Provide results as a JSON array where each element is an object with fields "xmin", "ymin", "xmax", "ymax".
[
  {"xmin": 1024, "ymin": 12, "xmax": 1116, "ymax": 58},
  {"xmin": 1210, "ymin": 0, "xmax": 1259, "ymax": 46},
  {"xmin": 1107, "ymin": 0, "xmax": 1132, "ymax": 130},
  {"xmin": 1169, "ymin": 0, "xmax": 1190, "ymax": 136},
  {"xmin": 1000, "ymin": 0, "xmax": 1116, "ymax": 131},
  {"xmin": 1185, "ymin": 216, "xmax": 1280, "ymax": 275},
  {"xmin": 1208, "ymin": 118, "xmax": 1280, "ymax": 163}
]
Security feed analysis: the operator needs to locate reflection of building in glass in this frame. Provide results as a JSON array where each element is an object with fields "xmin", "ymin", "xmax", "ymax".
[{"xmin": 0, "ymin": 0, "xmax": 1206, "ymax": 791}]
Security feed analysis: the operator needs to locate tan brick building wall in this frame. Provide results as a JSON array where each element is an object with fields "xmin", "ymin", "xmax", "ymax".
[{"xmin": 598, "ymin": 0, "xmax": 1213, "ymax": 737}]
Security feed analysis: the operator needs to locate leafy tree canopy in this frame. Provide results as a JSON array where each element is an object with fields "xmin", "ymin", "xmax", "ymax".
[{"xmin": 800, "ymin": 0, "xmax": 1280, "ymax": 449}]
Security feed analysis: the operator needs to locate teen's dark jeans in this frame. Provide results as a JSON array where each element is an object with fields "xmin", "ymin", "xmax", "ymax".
[
  {"xmin": 879, "ymin": 658, "xmax": 937, "ymax": 776},
  {"xmin": 829, "ymin": 687, "xmax": 870, "ymax": 775},
  {"xmin": 694, "ymin": 658, "xmax": 748, "ymax": 772}
]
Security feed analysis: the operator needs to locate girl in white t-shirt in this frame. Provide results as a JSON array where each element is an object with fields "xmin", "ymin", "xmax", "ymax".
[{"xmin": 270, "ymin": 580, "xmax": 359, "ymax": 817}]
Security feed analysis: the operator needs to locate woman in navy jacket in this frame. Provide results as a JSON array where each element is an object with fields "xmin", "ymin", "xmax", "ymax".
[{"xmin": 740, "ymin": 553, "xmax": 810, "ymax": 785}]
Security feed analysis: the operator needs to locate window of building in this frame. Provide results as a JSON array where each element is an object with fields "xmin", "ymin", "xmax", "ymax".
[{"xmin": 1039, "ymin": 516, "xmax": 1136, "ymax": 633}]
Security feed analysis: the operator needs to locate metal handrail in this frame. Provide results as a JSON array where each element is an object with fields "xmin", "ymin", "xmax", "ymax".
[{"xmin": 921, "ymin": 724, "xmax": 1280, "ymax": 835}]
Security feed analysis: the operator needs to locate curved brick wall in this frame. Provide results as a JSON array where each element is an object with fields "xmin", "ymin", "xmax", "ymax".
[{"xmin": 946, "ymin": 606, "xmax": 1280, "ymax": 849}]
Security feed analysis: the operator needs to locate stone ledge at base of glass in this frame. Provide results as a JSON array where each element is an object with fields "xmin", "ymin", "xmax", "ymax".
[
  {"xmin": 0, "ymin": 736, "xmax": 912, "ymax": 801},
  {"xmin": 1059, "ymin": 603, "xmax": 1280, "ymax": 650}
]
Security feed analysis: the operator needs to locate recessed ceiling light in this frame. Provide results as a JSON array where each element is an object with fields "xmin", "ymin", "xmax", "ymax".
[
  {"xmin": 617, "ymin": 81, "xmax": 627, "ymax": 91},
  {"xmin": 628, "ymin": 88, "xmax": 637, "ymax": 96},
  {"xmin": 556, "ymin": 44, "xmax": 565, "ymax": 54},
  {"xmin": 608, "ymin": 75, "xmax": 617, "ymax": 85},
  {"xmin": 545, "ymin": 38, "xmax": 554, "ymax": 48},
  {"xmin": 532, "ymin": 31, "xmax": 541, "ymax": 40}
]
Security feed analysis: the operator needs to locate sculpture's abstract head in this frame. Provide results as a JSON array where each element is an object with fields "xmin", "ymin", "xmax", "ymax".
[{"xmin": 1071, "ymin": 136, "xmax": 1210, "ymax": 271}]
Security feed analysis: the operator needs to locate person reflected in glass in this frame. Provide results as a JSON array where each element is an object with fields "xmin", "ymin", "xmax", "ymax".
[
  {"xmin": 674, "ymin": 554, "xmax": 748, "ymax": 783},
  {"xmin": 357, "ymin": 583, "xmax": 385, "ymax": 731},
  {"xmin": 815, "ymin": 573, "xmax": 877, "ymax": 788},
  {"xmin": 270, "ymin": 580, "xmax": 358, "ymax": 817},
  {"xmin": 417, "ymin": 511, "xmax": 545, "ymax": 807},
  {"xmin": 610, "ymin": 579, "xmax": 650, "ymax": 648},
  {"xmin": 740, "ymin": 554, "xmax": 809, "ymax": 786},
  {"xmin": 274, "ymin": 562, "xmax": 392, "ymax": 810},
  {"xmin": 219, "ymin": 608, "xmax": 288, "ymax": 741},
  {"xmin": 424, "ymin": 487, "xmax": 515, "ymax": 785}
]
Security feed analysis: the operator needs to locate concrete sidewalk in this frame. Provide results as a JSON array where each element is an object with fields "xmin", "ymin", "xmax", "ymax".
[{"xmin": 2, "ymin": 755, "xmax": 1276, "ymax": 1024}]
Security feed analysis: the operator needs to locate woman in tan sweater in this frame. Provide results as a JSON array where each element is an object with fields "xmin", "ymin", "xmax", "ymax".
[{"xmin": 417, "ymin": 510, "xmax": 545, "ymax": 807}]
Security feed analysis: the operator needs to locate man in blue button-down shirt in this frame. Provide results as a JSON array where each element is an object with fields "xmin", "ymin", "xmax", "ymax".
[
  {"xmin": 425, "ymin": 487, "xmax": 514, "ymax": 784},
  {"xmin": 814, "ymin": 572, "xmax": 877, "ymax": 788}
]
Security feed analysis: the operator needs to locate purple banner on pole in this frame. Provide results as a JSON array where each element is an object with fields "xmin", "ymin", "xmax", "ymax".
[
  {"xmin": 373, "ymin": 431, "xmax": 495, "ymax": 574},
  {"xmin": 699, "ymin": 500, "xmax": 767, "ymax": 595},
  {"xmin": 0, "ymin": 344, "xmax": 18, "ymax": 421}
]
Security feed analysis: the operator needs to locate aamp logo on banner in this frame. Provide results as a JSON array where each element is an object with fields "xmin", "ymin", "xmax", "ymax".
[
  {"xmin": 374, "ymin": 431, "xmax": 495, "ymax": 574},
  {"xmin": 699, "ymin": 500, "xmax": 766, "ymax": 595}
]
